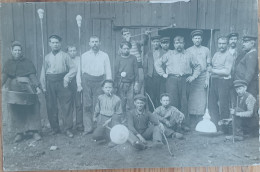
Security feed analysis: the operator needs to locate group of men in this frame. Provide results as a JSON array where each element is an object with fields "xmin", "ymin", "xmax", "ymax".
[{"xmin": 38, "ymin": 28, "xmax": 258, "ymax": 148}]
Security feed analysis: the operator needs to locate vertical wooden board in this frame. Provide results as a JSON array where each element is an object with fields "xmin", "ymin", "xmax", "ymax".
[
  {"xmin": 161, "ymin": 3, "xmax": 172, "ymax": 26},
  {"xmin": 251, "ymin": 0, "xmax": 258, "ymax": 35},
  {"xmin": 114, "ymin": 2, "xmax": 125, "ymax": 26},
  {"xmin": 188, "ymin": 0, "xmax": 198, "ymax": 29},
  {"xmin": 235, "ymin": 0, "xmax": 248, "ymax": 36},
  {"xmin": 213, "ymin": 0, "xmax": 221, "ymax": 31},
  {"xmin": 233, "ymin": 166, "xmax": 242, "ymax": 172},
  {"xmin": 179, "ymin": 1, "xmax": 189, "ymax": 28},
  {"xmin": 124, "ymin": 2, "xmax": 131, "ymax": 26},
  {"xmin": 46, "ymin": 2, "xmax": 67, "ymax": 51},
  {"xmin": 140, "ymin": 2, "xmax": 152, "ymax": 26},
  {"xmin": 206, "ymin": 0, "xmax": 216, "ymax": 29},
  {"xmin": 66, "ymin": 2, "xmax": 85, "ymax": 54},
  {"xmin": 24, "ymin": 2, "xmax": 37, "ymax": 68},
  {"xmin": 150, "ymin": 3, "xmax": 159, "ymax": 26},
  {"xmin": 90, "ymin": 1, "xmax": 100, "ymax": 18},
  {"xmin": 84, "ymin": 1, "xmax": 92, "ymax": 52},
  {"xmin": 100, "ymin": 20, "xmax": 113, "ymax": 59},
  {"xmin": 208, "ymin": 166, "xmax": 218, "ymax": 172},
  {"xmin": 229, "ymin": 0, "xmax": 238, "ymax": 32},
  {"xmin": 92, "ymin": 19, "xmax": 101, "ymax": 38},
  {"xmin": 12, "ymin": 3, "xmax": 26, "ymax": 54},
  {"xmin": 130, "ymin": 2, "xmax": 141, "ymax": 26},
  {"xmin": 171, "ymin": 2, "xmax": 181, "ymax": 28},
  {"xmin": 111, "ymin": 21, "xmax": 116, "ymax": 79},
  {"xmin": 1, "ymin": 3, "xmax": 14, "ymax": 64},
  {"xmin": 197, "ymin": 0, "xmax": 207, "ymax": 29}
]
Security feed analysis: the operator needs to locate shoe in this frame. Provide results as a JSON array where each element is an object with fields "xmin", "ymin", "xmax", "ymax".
[
  {"xmin": 50, "ymin": 129, "xmax": 61, "ymax": 135},
  {"xmin": 182, "ymin": 126, "xmax": 190, "ymax": 132},
  {"xmin": 172, "ymin": 132, "xmax": 184, "ymax": 140},
  {"xmin": 108, "ymin": 142, "xmax": 117, "ymax": 148},
  {"xmin": 33, "ymin": 133, "xmax": 42, "ymax": 141},
  {"xmin": 133, "ymin": 141, "xmax": 147, "ymax": 150},
  {"xmin": 14, "ymin": 134, "xmax": 23, "ymax": 143},
  {"xmin": 76, "ymin": 126, "xmax": 84, "ymax": 132},
  {"xmin": 65, "ymin": 130, "xmax": 74, "ymax": 138},
  {"xmin": 82, "ymin": 129, "xmax": 93, "ymax": 135},
  {"xmin": 153, "ymin": 140, "xmax": 164, "ymax": 148}
]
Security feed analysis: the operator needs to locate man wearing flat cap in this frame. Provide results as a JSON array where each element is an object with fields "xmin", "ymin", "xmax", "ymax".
[
  {"xmin": 187, "ymin": 30, "xmax": 211, "ymax": 129},
  {"xmin": 234, "ymin": 34, "xmax": 258, "ymax": 98},
  {"xmin": 127, "ymin": 94, "xmax": 164, "ymax": 150},
  {"xmin": 40, "ymin": 35, "xmax": 77, "ymax": 138},
  {"xmin": 227, "ymin": 32, "xmax": 239, "ymax": 79},
  {"xmin": 143, "ymin": 35, "xmax": 167, "ymax": 110},
  {"xmin": 229, "ymin": 80, "xmax": 257, "ymax": 141},
  {"xmin": 155, "ymin": 35, "xmax": 201, "ymax": 130}
]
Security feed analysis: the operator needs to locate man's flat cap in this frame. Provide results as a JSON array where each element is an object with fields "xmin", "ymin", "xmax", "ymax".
[
  {"xmin": 242, "ymin": 35, "xmax": 257, "ymax": 41},
  {"xmin": 227, "ymin": 32, "xmax": 239, "ymax": 39},
  {"xmin": 160, "ymin": 37, "xmax": 170, "ymax": 42},
  {"xmin": 191, "ymin": 30, "xmax": 203, "ymax": 37},
  {"xmin": 151, "ymin": 35, "xmax": 161, "ymax": 41},
  {"xmin": 11, "ymin": 41, "xmax": 22, "ymax": 48},
  {"xmin": 134, "ymin": 94, "xmax": 147, "ymax": 102},
  {"xmin": 101, "ymin": 79, "xmax": 114, "ymax": 87},
  {"xmin": 49, "ymin": 35, "xmax": 62, "ymax": 41},
  {"xmin": 233, "ymin": 80, "xmax": 248, "ymax": 87}
]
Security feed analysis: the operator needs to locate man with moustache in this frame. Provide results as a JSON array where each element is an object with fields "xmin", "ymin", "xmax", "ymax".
[
  {"xmin": 234, "ymin": 35, "xmax": 258, "ymax": 98},
  {"xmin": 155, "ymin": 36, "xmax": 201, "ymax": 130},
  {"xmin": 227, "ymin": 32, "xmax": 239, "ymax": 78},
  {"xmin": 187, "ymin": 30, "xmax": 211, "ymax": 129},
  {"xmin": 208, "ymin": 36, "xmax": 234, "ymax": 129},
  {"xmin": 40, "ymin": 35, "xmax": 77, "ymax": 138},
  {"xmin": 143, "ymin": 35, "xmax": 167, "ymax": 110},
  {"xmin": 77, "ymin": 36, "xmax": 112, "ymax": 135}
]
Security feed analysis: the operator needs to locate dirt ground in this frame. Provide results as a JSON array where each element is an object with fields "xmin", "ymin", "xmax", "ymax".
[{"xmin": 2, "ymin": 127, "xmax": 260, "ymax": 171}]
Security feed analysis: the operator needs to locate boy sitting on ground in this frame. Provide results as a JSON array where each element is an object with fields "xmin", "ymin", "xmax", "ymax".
[
  {"xmin": 127, "ymin": 94, "xmax": 164, "ymax": 150},
  {"xmin": 92, "ymin": 80, "xmax": 122, "ymax": 147},
  {"xmin": 153, "ymin": 93, "xmax": 185, "ymax": 139}
]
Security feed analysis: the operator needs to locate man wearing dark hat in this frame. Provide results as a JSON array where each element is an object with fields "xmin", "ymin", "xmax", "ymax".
[
  {"xmin": 143, "ymin": 35, "xmax": 166, "ymax": 110},
  {"xmin": 227, "ymin": 32, "xmax": 239, "ymax": 78},
  {"xmin": 127, "ymin": 94, "xmax": 164, "ymax": 150},
  {"xmin": 234, "ymin": 35, "xmax": 258, "ymax": 98},
  {"xmin": 228, "ymin": 80, "xmax": 257, "ymax": 141},
  {"xmin": 40, "ymin": 35, "xmax": 77, "ymax": 138},
  {"xmin": 155, "ymin": 36, "xmax": 201, "ymax": 130},
  {"xmin": 121, "ymin": 28, "xmax": 150, "ymax": 94},
  {"xmin": 208, "ymin": 36, "xmax": 234, "ymax": 129},
  {"xmin": 187, "ymin": 30, "xmax": 211, "ymax": 129}
]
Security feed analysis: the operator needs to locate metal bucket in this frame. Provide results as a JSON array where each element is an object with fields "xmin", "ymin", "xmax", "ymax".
[{"xmin": 3, "ymin": 90, "xmax": 37, "ymax": 105}]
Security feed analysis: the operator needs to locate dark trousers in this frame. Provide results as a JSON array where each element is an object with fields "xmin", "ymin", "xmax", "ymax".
[
  {"xmin": 208, "ymin": 77, "xmax": 232, "ymax": 128},
  {"xmin": 128, "ymin": 125, "xmax": 163, "ymax": 144},
  {"xmin": 145, "ymin": 75, "xmax": 166, "ymax": 111},
  {"xmin": 82, "ymin": 73, "xmax": 104, "ymax": 132},
  {"xmin": 92, "ymin": 114, "xmax": 120, "ymax": 141},
  {"xmin": 117, "ymin": 82, "xmax": 135, "ymax": 114},
  {"xmin": 248, "ymin": 79, "xmax": 259, "ymax": 98},
  {"xmin": 234, "ymin": 115, "xmax": 259, "ymax": 136},
  {"xmin": 70, "ymin": 77, "xmax": 83, "ymax": 130},
  {"xmin": 166, "ymin": 75, "xmax": 189, "ymax": 126},
  {"xmin": 45, "ymin": 74, "xmax": 73, "ymax": 131}
]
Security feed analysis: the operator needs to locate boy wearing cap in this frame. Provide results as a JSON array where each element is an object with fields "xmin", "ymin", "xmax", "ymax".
[
  {"xmin": 114, "ymin": 41, "xmax": 139, "ymax": 118},
  {"xmin": 121, "ymin": 28, "xmax": 150, "ymax": 94},
  {"xmin": 127, "ymin": 94, "xmax": 164, "ymax": 150},
  {"xmin": 143, "ymin": 35, "xmax": 166, "ymax": 110},
  {"xmin": 153, "ymin": 93, "xmax": 185, "ymax": 139},
  {"xmin": 67, "ymin": 46, "xmax": 84, "ymax": 132},
  {"xmin": 229, "ymin": 80, "xmax": 257, "ymax": 141},
  {"xmin": 187, "ymin": 30, "xmax": 211, "ymax": 129},
  {"xmin": 40, "ymin": 35, "xmax": 77, "ymax": 138},
  {"xmin": 234, "ymin": 35, "xmax": 258, "ymax": 98},
  {"xmin": 92, "ymin": 80, "xmax": 122, "ymax": 147}
]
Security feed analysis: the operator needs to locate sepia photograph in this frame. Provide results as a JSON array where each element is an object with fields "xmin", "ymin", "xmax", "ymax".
[{"xmin": 1, "ymin": 0, "xmax": 259, "ymax": 171}]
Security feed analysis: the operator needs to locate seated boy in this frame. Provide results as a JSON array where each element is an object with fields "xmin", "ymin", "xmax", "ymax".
[
  {"xmin": 228, "ymin": 80, "xmax": 257, "ymax": 141},
  {"xmin": 92, "ymin": 80, "xmax": 122, "ymax": 147},
  {"xmin": 127, "ymin": 94, "xmax": 164, "ymax": 150},
  {"xmin": 153, "ymin": 93, "xmax": 185, "ymax": 139}
]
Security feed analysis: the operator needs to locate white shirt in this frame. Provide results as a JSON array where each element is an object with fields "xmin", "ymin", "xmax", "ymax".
[{"xmin": 76, "ymin": 49, "xmax": 112, "ymax": 87}]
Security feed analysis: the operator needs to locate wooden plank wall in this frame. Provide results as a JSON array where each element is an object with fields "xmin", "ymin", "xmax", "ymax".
[{"xmin": 0, "ymin": 0, "xmax": 259, "ymax": 171}]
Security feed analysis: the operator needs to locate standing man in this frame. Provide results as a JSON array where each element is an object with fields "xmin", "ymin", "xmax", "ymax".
[
  {"xmin": 234, "ymin": 35, "xmax": 258, "ymax": 98},
  {"xmin": 227, "ymin": 32, "xmax": 239, "ymax": 79},
  {"xmin": 40, "ymin": 35, "xmax": 76, "ymax": 138},
  {"xmin": 155, "ymin": 36, "xmax": 201, "ymax": 130},
  {"xmin": 143, "ymin": 35, "xmax": 165, "ymax": 110},
  {"xmin": 208, "ymin": 36, "xmax": 234, "ymax": 129},
  {"xmin": 67, "ymin": 46, "xmax": 83, "ymax": 132},
  {"xmin": 77, "ymin": 36, "xmax": 112, "ymax": 135},
  {"xmin": 121, "ymin": 28, "xmax": 149, "ymax": 94},
  {"xmin": 187, "ymin": 30, "xmax": 211, "ymax": 129}
]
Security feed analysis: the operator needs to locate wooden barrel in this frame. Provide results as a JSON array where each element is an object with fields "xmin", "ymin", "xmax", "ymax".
[{"xmin": 3, "ymin": 90, "xmax": 37, "ymax": 105}]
